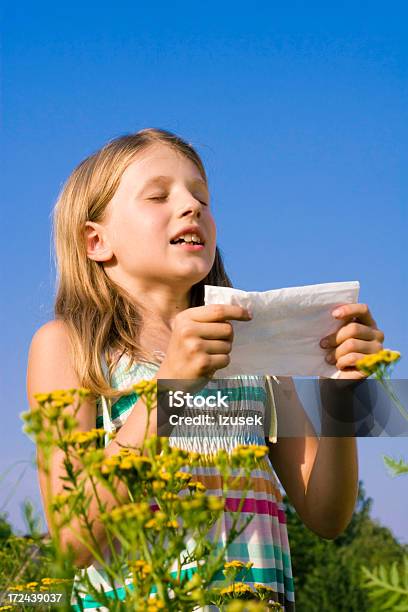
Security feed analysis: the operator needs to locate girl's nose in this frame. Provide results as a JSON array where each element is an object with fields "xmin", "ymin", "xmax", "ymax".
[{"xmin": 178, "ymin": 196, "xmax": 202, "ymax": 218}]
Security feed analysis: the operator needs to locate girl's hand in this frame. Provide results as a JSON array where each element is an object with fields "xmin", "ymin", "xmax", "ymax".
[
  {"xmin": 157, "ymin": 304, "xmax": 252, "ymax": 390},
  {"xmin": 319, "ymin": 303, "xmax": 385, "ymax": 380}
]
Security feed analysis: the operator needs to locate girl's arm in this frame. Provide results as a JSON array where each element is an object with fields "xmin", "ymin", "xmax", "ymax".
[
  {"xmin": 267, "ymin": 376, "xmax": 358, "ymax": 540},
  {"xmin": 27, "ymin": 304, "xmax": 250, "ymax": 567},
  {"xmin": 27, "ymin": 320, "xmax": 159, "ymax": 568}
]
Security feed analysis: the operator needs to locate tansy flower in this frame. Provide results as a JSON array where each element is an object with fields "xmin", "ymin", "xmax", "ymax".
[
  {"xmin": 152, "ymin": 480, "xmax": 166, "ymax": 493},
  {"xmin": 63, "ymin": 428, "xmax": 106, "ymax": 446},
  {"xmin": 220, "ymin": 582, "xmax": 254, "ymax": 596},
  {"xmin": 232, "ymin": 445, "xmax": 269, "ymax": 460},
  {"xmin": 103, "ymin": 502, "xmax": 150, "ymax": 523},
  {"xmin": 207, "ymin": 496, "xmax": 225, "ymax": 511},
  {"xmin": 224, "ymin": 560, "xmax": 246, "ymax": 570},
  {"xmin": 100, "ymin": 459, "xmax": 118, "ymax": 475},
  {"xmin": 7, "ymin": 585, "xmax": 24, "ymax": 591},
  {"xmin": 33, "ymin": 393, "xmax": 51, "ymax": 404},
  {"xmin": 224, "ymin": 560, "xmax": 253, "ymax": 572},
  {"xmin": 133, "ymin": 380, "xmax": 157, "ymax": 395},
  {"xmin": 181, "ymin": 497, "xmax": 206, "ymax": 512},
  {"xmin": 356, "ymin": 349, "xmax": 400, "ymax": 376},
  {"xmin": 146, "ymin": 597, "xmax": 165, "ymax": 610},
  {"xmin": 128, "ymin": 559, "xmax": 152, "ymax": 578},
  {"xmin": 175, "ymin": 471, "xmax": 192, "ymax": 483},
  {"xmin": 187, "ymin": 481, "xmax": 206, "ymax": 493},
  {"xmin": 162, "ymin": 492, "xmax": 179, "ymax": 501}
]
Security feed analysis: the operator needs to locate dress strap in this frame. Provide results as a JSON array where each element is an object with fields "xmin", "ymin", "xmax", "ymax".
[
  {"xmin": 100, "ymin": 353, "xmax": 115, "ymax": 448},
  {"xmin": 265, "ymin": 375, "xmax": 279, "ymax": 443}
]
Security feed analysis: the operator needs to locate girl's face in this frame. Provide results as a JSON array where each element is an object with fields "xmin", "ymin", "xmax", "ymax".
[{"xmin": 92, "ymin": 143, "xmax": 217, "ymax": 291}]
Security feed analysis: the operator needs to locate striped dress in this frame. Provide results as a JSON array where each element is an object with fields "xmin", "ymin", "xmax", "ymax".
[{"xmin": 71, "ymin": 355, "xmax": 296, "ymax": 611}]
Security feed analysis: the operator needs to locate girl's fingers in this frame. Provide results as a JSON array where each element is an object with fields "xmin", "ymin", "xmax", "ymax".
[
  {"xmin": 201, "ymin": 339, "xmax": 232, "ymax": 354},
  {"xmin": 336, "ymin": 369, "xmax": 368, "ymax": 380},
  {"xmin": 320, "ymin": 322, "xmax": 378, "ymax": 349},
  {"xmin": 207, "ymin": 353, "xmax": 232, "ymax": 373},
  {"xmin": 325, "ymin": 339, "xmax": 383, "ymax": 365},
  {"xmin": 194, "ymin": 322, "xmax": 234, "ymax": 340},
  {"xmin": 190, "ymin": 304, "xmax": 251, "ymax": 323},
  {"xmin": 332, "ymin": 302, "xmax": 378, "ymax": 328},
  {"xmin": 334, "ymin": 352, "xmax": 372, "ymax": 371}
]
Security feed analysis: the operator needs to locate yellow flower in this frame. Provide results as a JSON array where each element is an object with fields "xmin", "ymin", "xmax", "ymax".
[
  {"xmin": 162, "ymin": 492, "xmax": 179, "ymax": 501},
  {"xmin": 133, "ymin": 380, "xmax": 158, "ymax": 396},
  {"xmin": 34, "ymin": 393, "xmax": 51, "ymax": 404},
  {"xmin": 166, "ymin": 520, "xmax": 179, "ymax": 529},
  {"xmin": 129, "ymin": 559, "xmax": 152, "ymax": 578},
  {"xmin": 181, "ymin": 497, "xmax": 202, "ymax": 512},
  {"xmin": 63, "ymin": 428, "xmax": 106, "ymax": 446},
  {"xmin": 119, "ymin": 455, "xmax": 153, "ymax": 472},
  {"xmin": 7, "ymin": 585, "xmax": 24, "ymax": 591},
  {"xmin": 232, "ymin": 444, "xmax": 269, "ymax": 460},
  {"xmin": 146, "ymin": 597, "xmax": 165, "ymax": 611},
  {"xmin": 254, "ymin": 582, "xmax": 277, "ymax": 593},
  {"xmin": 152, "ymin": 480, "xmax": 166, "ymax": 493},
  {"xmin": 100, "ymin": 453, "xmax": 124, "ymax": 474},
  {"xmin": 220, "ymin": 582, "xmax": 254, "ymax": 595},
  {"xmin": 356, "ymin": 349, "xmax": 401, "ymax": 375},
  {"xmin": 187, "ymin": 481, "xmax": 206, "ymax": 492},
  {"xmin": 78, "ymin": 387, "xmax": 91, "ymax": 398},
  {"xmin": 207, "ymin": 496, "xmax": 225, "ymax": 511},
  {"xmin": 51, "ymin": 390, "xmax": 75, "ymax": 403},
  {"xmin": 175, "ymin": 471, "xmax": 192, "ymax": 483},
  {"xmin": 224, "ymin": 560, "xmax": 246, "ymax": 570},
  {"xmin": 103, "ymin": 502, "xmax": 150, "ymax": 523},
  {"xmin": 50, "ymin": 493, "xmax": 71, "ymax": 511}
]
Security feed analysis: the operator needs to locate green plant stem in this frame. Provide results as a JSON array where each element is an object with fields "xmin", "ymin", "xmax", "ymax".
[{"xmin": 378, "ymin": 378, "xmax": 408, "ymax": 422}]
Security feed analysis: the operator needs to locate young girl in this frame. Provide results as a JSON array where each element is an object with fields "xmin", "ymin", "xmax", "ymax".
[{"xmin": 27, "ymin": 127, "xmax": 385, "ymax": 611}]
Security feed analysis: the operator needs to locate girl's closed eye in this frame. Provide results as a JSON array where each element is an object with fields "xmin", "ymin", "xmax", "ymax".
[
  {"xmin": 148, "ymin": 195, "xmax": 209, "ymax": 206},
  {"xmin": 148, "ymin": 195, "xmax": 167, "ymax": 202}
]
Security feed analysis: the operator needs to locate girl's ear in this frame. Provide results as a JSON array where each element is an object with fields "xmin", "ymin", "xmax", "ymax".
[{"xmin": 85, "ymin": 221, "xmax": 114, "ymax": 262}]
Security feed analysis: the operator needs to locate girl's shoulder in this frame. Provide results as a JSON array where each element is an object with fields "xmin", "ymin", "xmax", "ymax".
[
  {"xmin": 28, "ymin": 319, "xmax": 73, "ymax": 382},
  {"xmin": 30, "ymin": 318, "xmax": 70, "ymax": 346}
]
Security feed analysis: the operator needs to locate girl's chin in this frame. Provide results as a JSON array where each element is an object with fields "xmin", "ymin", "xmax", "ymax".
[{"xmin": 169, "ymin": 262, "xmax": 212, "ymax": 281}]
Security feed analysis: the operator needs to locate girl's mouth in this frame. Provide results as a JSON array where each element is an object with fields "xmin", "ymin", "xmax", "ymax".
[{"xmin": 170, "ymin": 242, "xmax": 205, "ymax": 251}]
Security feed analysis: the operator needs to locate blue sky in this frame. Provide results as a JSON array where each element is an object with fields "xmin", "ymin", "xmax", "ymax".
[{"xmin": 1, "ymin": 2, "xmax": 407, "ymax": 543}]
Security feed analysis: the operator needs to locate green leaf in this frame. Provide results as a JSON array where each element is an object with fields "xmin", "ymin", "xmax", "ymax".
[
  {"xmin": 368, "ymin": 587, "xmax": 388, "ymax": 600},
  {"xmin": 379, "ymin": 591, "xmax": 403, "ymax": 610},
  {"xmin": 391, "ymin": 561, "xmax": 400, "ymax": 587},
  {"xmin": 383, "ymin": 455, "xmax": 408, "ymax": 476},
  {"xmin": 404, "ymin": 557, "xmax": 408, "ymax": 590}
]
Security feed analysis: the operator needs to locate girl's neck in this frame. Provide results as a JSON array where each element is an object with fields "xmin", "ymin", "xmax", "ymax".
[
  {"xmin": 135, "ymin": 292, "xmax": 190, "ymax": 362},
  {"xmin": 136, "ymin": 286, "xmax": 191, "ymax": 331}
]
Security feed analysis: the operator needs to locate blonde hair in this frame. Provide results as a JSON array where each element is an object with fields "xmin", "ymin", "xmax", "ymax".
[{"xmin": 53, "ymin": 128, "xmax": 233, "ymax": 399}]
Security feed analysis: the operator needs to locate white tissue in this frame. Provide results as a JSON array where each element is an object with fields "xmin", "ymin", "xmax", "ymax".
[{"xmin": 204, "ymin": 280, "xmax": 360, "ymax": 378}]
